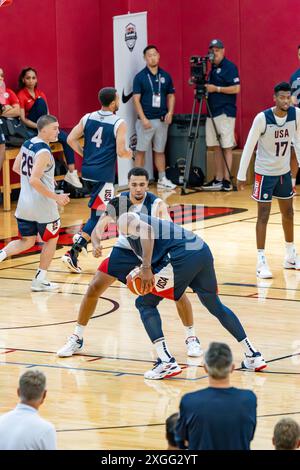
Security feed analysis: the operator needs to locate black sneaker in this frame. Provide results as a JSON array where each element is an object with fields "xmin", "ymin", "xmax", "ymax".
[
  {"xmin": 201, "ymin": 178, "xmax": 223, "ymax": 191},
  {"xmin": 222, "ymin": 179, "xmax": 233, "ymax": 191}
]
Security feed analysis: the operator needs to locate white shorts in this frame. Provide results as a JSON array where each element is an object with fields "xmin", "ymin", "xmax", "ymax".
[
  {"xmin": 205, "ymin": 114, "xmax": 236, "ymax": 148},
  {"xmin": 136, "ymin": 119, "xmax": 169, "ymax": 153}
]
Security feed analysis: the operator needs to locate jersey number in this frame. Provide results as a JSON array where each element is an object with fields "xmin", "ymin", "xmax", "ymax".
[
  {"xmin": 275, "ymin": 141, "xmax": 288, "ymax": 157},
  {"xmin": 91, "ymin": 128, "xmax": 103, "ymax": 148},
  {"xmin": 21, "ymin": 153, "xmax": 33, "ymax": 177}
]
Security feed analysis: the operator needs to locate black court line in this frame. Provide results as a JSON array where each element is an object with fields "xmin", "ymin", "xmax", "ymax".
[
  {"xmin": 0, "ymin": 297, "xmax": 119, "ymax": 330},
  {"xmin": 224, "ymin": 282, "xmax": 300, "ymax": 293}
]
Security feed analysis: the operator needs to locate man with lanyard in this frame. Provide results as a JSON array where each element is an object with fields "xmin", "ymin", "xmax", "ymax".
[
  {"xmin": 202, "ymin": 39, "xmax": 240, "ymax": 192},
  {"xmin": 57, "ymin": 167, "xmax": 202, "ymax": 358},
  {"xmin": 133, "ymin": 45, "xmax": 176, "ymax": 189}
]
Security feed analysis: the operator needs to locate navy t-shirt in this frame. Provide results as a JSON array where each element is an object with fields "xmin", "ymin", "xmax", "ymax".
[
  {"xmin": 208, "ymin": 57, "xmax": 240, "ymax": 118},
  {"xmin": 176, "ymin": 387, "xmax": 257, "ymax": 450},
  {"xmin": 290, "ymin": 68, "xmax": 300, "ymax": 107},
  {"xmin": 133, "ymin": 67, "xmax": 175, "ymax": 120}
]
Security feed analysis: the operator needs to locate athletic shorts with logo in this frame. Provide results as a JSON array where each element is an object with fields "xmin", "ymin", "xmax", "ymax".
[
  {"xmin": 252, "ymin": 171, "xmax": 293, "ymax": 202},
  {"xmin": 98, "ymin": 243, "xmax": 217, "ymax": 301},
  {"xmin": 83, "ymin": 181, "xmax": 114, "ymax": 211},
  {"xmin": 17, "ymin": 218, "xmax": 61, "ymax": 242}
]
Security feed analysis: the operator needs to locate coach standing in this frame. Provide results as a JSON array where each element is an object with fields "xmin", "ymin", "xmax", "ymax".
[
  {"xmin": 202, "ymin": 39, "xmax": 240, "ymax": 192},
  {"xmin": 133, "ymin": 45, "xmax": 176, "ymax": 189}
]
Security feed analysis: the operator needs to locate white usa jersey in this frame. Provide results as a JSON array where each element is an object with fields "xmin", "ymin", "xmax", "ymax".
[
  {"xmin": 15, "ymin": 137, "xmax": 59, "ymax": 223},
  {"xmin": 237, "ymin": 107, "xmax": 300, "ymax": 181}
]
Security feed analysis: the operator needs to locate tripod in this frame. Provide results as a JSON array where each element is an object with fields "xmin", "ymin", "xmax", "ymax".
[{"xmin": 181, "ymin": 86, "xmax": 236, "ymax": 195}]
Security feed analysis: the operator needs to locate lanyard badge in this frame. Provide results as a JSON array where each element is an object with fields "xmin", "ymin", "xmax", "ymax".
[{"xmin": 148, "ymin": 73, "xmax": 161, "ymax": 108}]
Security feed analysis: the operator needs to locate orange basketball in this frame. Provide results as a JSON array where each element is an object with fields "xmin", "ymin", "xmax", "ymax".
[
  {"xmin": 0, "ymin": 0, "xmax": 13, "ymax": 7},
  {"xmin": 126, "ymin": 267, "xmax": 153, "ymax": 296}
]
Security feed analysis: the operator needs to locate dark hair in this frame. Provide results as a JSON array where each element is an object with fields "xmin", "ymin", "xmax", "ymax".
[
  {"xmin": 274, "ymin": 82, "xmax": 291, "ymax": 95},
  {"xmin": 143, "ymin": 45, "xmax": 159, "ymax": 55},
  {"xmin": 204, "ymin": 342, "xmax": 233, "ymax": 379},
  {"xmin": 37, "ymin": 114, "xmax": 58, "ymax": 132},
  {"xmin": 18, "ymin": 67, "xmax": 38, "ymax": 90},
  {"xmin": 273, "ymin": 418, "xmax": 300, "ymax": 450},
  {"xmin": 166, "ymin": 413, "xmax": 179, "ymax": 448},
  {"xmin": 105, "ymin": 196, "xmax": 133, "ymax": 220},
  {"xmin": 128, "ymin": 167, "xmax": 149, "ymax": 181},
  {"xmin": 98, "ymin": 87, "xmax": 117, "ymax": 106}
]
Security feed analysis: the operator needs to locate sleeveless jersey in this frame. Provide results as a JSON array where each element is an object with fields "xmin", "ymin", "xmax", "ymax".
[
  {"xmin": 15, "ymin": 137, "xmax": 59, "ymax": 223},
  {"xmin": 115, "ymin": 192, "xmax": 162, "ymax": 250},
  {"xmin": 256, "ymin": 106, "xmax": 297, "ymax": 176},
  {"xmin": 82, "ymin": 110, "xmax": 123, "ymax": 182}
]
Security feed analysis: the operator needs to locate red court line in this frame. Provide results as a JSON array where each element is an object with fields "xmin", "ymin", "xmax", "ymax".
[{"xmin": 0, "ymin": 349, "xmax": 16, "ymax": 354}]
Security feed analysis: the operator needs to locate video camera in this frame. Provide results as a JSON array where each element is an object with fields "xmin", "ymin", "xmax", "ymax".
[{"xmin": 189, "ymin": 52, "xmax": 214, "ymax": 91}]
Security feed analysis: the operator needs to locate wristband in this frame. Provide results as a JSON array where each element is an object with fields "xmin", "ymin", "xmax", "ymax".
[
  {"xmin": 217, "ymin": 86, "xmax": 221, "ymax": 93},
  {"xmin": 141, "ymin": 264, "xmax": 151, "ymax": 269}
]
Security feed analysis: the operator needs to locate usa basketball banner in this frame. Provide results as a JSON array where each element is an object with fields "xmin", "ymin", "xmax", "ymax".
[{"xmin": 113, "ymin": 11, "xmax": 153, "ymax": 187}]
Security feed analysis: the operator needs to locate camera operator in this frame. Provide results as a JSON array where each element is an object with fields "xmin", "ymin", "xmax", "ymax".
[{"xmin": 202, "ymin": 39, "xmax": 240, "ymax": 191}]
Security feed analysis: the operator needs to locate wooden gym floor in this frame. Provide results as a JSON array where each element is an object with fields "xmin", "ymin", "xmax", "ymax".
[{"xmin": 0, "ymin": 186, "xmax": 300, "ymax": 450}]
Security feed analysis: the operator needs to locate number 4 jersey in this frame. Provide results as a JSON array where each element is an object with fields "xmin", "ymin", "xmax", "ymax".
[
  {"xmin": 15, "ymin": 137, "xmax": 59, "ymax": 223},
  {"xmin": 237, "ymin": 106, "xmax": 300, "ymax": 180},
  {"xmin": 81, "ymin": 110, "xmax": 124, "ymax": 183}
]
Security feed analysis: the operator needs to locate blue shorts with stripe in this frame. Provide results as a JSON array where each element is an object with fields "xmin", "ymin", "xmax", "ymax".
[
  {"xmin": 82, "ymin": 180, "xmax": 114, "ymax": 211},
  {"xmin": 98, "ymin": 243, "xmax": 217, "ymax": 301},
  {"xmin": 252, "ymin": 171, "xmax": 293, "ymax": 202},
  {"xmin": 17, "ymin": 218, "xmax": 61, "ymax": 242}
]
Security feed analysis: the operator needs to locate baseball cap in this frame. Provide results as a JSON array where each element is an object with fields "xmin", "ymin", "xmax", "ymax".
[{"xmin": 209, "ymin": 39, "xmax": 224, "ymax": 49}]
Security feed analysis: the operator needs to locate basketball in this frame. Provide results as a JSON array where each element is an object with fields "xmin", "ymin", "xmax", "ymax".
[
  {"xmin": 126, "ymin": 267, "xmax": 153, "ymax": 296},
  {"xmin": 0, "ymin": 0, "xmax": 13, "ymax": 7}
]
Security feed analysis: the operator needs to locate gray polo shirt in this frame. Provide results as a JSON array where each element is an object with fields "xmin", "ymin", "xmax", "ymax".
[{"xmin": 0, "ymin": 403, "xmax": 56, "ymax": 450}]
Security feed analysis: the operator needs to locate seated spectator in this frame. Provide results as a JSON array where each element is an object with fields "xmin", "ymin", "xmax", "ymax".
[
  {"xmin": 176, "ymin": 342, "xmax": 257, "ymax": 450},
  {"xmin": 0, "ymin": 67, "xmax": 21, "ymax": 178},
  {"xmin": 0, "ymin": 370, "xmax": 56, "ymax": 450},
  {"xmin": 166, "ymin": 413, "xmax": 179, "ymax": 450},
  {"xmin": 273, "ymin": 418, "xmax": 300, "ymax": 450},
  {"xmin": 17, "ymin": 67, "xmax": 82, "ymax": 188}
]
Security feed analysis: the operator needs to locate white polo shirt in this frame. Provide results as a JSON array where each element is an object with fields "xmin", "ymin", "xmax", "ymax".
[{"xmin": 0, "ymin": 403, "xmax": 56, "ymax": 450}]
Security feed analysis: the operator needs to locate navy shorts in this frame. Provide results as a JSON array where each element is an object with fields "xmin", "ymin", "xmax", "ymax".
[
  {"xmin": 17, "ymin": 218, "xmax": 61, "ymax": 242},
  {"xmin": 83, "ymin": 180, "xmax": 114, "ymax": 212},
  {"xmin": 98, "ymin": 243, "xmax": 217, "ymax": 301},
  {"xmin": 252, "ymin": 171, "xmax": 293, "ymax": 202},
  {"xmin": 0, "ymin": 122, "xmax": 5, "ymax": 144}
]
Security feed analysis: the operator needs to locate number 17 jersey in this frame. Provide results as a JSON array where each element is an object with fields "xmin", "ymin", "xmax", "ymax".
[
  {"xmin": 15, "ymin": 137, "xmax": 59, "ymax": 223},
  {"xmin": 82, "ymin": 110, "xmax": 124, "ymax": 183}
]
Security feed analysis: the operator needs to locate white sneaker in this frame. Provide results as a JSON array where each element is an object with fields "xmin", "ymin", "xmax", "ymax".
[
  {"xmin": 256, "ymin": 259, "xmax": 272, "ymax": 279},
  {"xmin": 72, "ymin": 234, "xmax": 88, "ymax": 256},
  {"xmin": 241, "ymin": 352, "xmax": 267, "ymax": 371},
  {"xmin": 283, "ymin": 254, "xmax": 300, "ymax": 270},
  {"xmin": 64, "ymin": 170, "xmax": 83, "ymax": 188},
  {"xmin": 57, "ymin": 334, "xmax": 83, "ymax": 357},
  {"xmin": 144, "ymin": 357, "xmax": 182, "ymax": 380},
  {"xmin": 31, "ymin": 279, "xmax": 60, "ymax": 292},
  {"xmin": 186, "ymin": 336, "xmax": 203, "ymax": 357},
  {"xmin": 157, "ymin": 176, "xmax": 176, "ymax": 190}
]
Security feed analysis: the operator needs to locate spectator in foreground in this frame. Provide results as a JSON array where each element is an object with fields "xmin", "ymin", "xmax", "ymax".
[
  {"xmin": 176, "ymin": 342, "xmax": 257, "ymax": 450},
  {"xmin": 166, "ymin": 413, "xmax": 179, "ymax": 450},
  {"xmin": 0, "ymin": 370, "xmax": 56, "ymax": 450},
  {"xmin": 273, "ymin": 418, "xmax": 300, "ymax": 450}
]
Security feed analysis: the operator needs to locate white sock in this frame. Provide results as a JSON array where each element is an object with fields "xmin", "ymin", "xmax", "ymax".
[
  {"xmin": 0, "ymin": 250, "xmax": 7, "ymax": 262},
  {"xmin": 240, "ymin": 337, "xmax": 257, "ymax": 356},
  {"xmin": 74, "ymin": 323, "xmax": 85, "ymax": 339},
  {"xmin": 257, "ymin": 249, "xmax": 266, "ymax": 263},
  {"xmin": 154, "ymin": 338, "xmax": 173, "ymax": 362},
  {"xmin": 35, "ymin": 269, "xmax": 47, "ymax": 281},
  {"xmin": 285, "ymin": 242, "xmax": 296, "ymax": 259},
  {"xmin": 185, "ymin": 325, "xmax": 195, "ymax": 340},
  {"xmin": 292, "ymin": 177, "xmax": 296, "ymax": 187},
  {"xmin": 159, "ymin": 171, "xmax": 166, "ymax": 180}
]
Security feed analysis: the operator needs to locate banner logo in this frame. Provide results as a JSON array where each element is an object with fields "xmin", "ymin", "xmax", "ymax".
[{"xmin": 125, "ymin": 23, "xmax": 137, "ymax": 51}]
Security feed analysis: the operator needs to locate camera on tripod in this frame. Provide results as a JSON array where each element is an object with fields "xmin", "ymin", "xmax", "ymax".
[{"xmin": 189, "ymin": 53, "xmax": 214, "ymax": 93}]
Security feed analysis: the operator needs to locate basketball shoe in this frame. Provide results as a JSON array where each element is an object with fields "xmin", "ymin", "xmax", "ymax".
[
  {"xmin": 241, "ymin": 352, "xmax": 267, "ymax": 371},
  {"xmin": 61, "ymin": 251, "xmax": 82, "ymax": 273},
  {"xmin": 186, "ymin": 336, "xmax": 203, "ymax": 357},
  {"xmin": 144, "ymin": 357, "xmax": 182, "ymax": 380},
  {"xmin": 31, "ymin": 279, "xmax": 59, "ymax": 292},
  {"xmin": 256, "ymin": 259, "xmax": 272, "ymax": 279},
  {"xmin": 57, "ymin": 334, "xmax": 83, "ymax": 357},
  {"xmin": 283, "ymin": 254, "xmax": 300, "ymax": 270}
]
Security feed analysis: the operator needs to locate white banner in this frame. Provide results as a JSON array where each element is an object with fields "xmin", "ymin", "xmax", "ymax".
[{"xmin": 113, "ymin": 11, "xmax": 153, "ymax": 187}]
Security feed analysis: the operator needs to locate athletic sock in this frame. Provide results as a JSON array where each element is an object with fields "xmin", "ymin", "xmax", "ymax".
[
  {"xmin": 185, "ymin": 325, "xmax": 195, "ymax": 340},
  {"xmin": 74, "ymin": 323, "xmax": 85, "ymax": 339},
  {"xmin": 158, "ymin": 171, "xmax": 166, "ymax": 180},
  {"xmin": 292, "ymin": 177, "xmax": 296, "ymax": 187},
  {"xmin": 35, "ymin": 269, "xmax": 47, "ymax": 282},
  {"xmin": 285, "ymin": 242, "xmax": 296, "ymax": 259},
  {"xmin": 257, "ymin": 249, "xmax": 266, "ymax": 263},
  {"xmin": 154, "ymin": 337, "xmax": 173, "ymax": 362},
  {"xmin": 240, "ymin": 337, "xmax": 257, "ymax": 356},
  {"xmin": 0, "ymin": 249, "xmax": 7, "ymax": 262}
]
